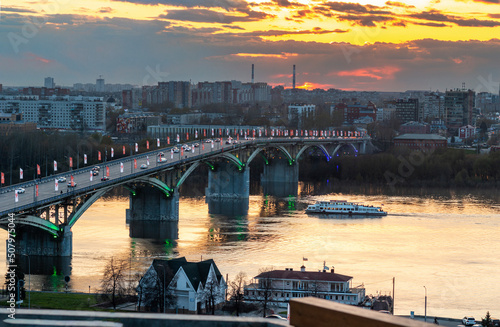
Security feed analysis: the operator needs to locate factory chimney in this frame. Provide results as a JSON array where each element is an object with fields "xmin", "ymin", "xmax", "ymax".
[
  {"xmin": 252, "ymin": 64, "xmax": 254, "ymax": 84},
  {"xmin": 293, "ymin": 65, "xmax": 296, "ymax": 89}
]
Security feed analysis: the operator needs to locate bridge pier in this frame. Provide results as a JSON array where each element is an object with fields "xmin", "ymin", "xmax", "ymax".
[
  {"xmin": 205, "ymin": 161, "xmax": 249, "ymax": 199},
  {"xmin": 207, "ymin": 198, "xmax": 249, "ymax": 216},
  {"xmin": 261, "ymin": 158, "xmax": 299, "ymax": 197},
  {"xmin": 12, "ymin": 225, "xmax": 72, "ymax": 257},
  {"xmin": 127, "ymin": 185, "xmax": 179, "ymax": 222}
]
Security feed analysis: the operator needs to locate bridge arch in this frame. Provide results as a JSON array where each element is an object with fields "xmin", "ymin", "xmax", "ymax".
[
  {"xmin": 296, "ymin": 144, "xmax": 331, "ymax": 162},
  {"xmin": 0, "ymin": 215, "xmax": 61, "ymax": 236},
  {"xmin": 246, "ymin": 145, "xmax": 294, "ymax": 166},
  {"xmin": 68, "ymin": 187, "xmax": 113, "ymax": 228},
  {"xmin": 176, "ymin": 161, "xmax": 201, "ymax": 188},
  {"xmin": 332, "ymin": 143, "xmax": 358, "ymax": 157},
  {"xmin": 219, "ymin": 153, "xmax": 245, "ymax": 170}
]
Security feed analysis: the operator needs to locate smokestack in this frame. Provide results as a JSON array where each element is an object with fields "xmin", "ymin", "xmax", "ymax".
[
  {"xmin": 293, "ymin": 64, "xmax": 296, "ymax": 89},
  {"xmin": 252, "ymin": 64, "xmax": 254, "ymax": 84}
]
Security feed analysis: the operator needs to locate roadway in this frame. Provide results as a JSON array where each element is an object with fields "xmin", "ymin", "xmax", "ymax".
[{"xmin": 0, "ymin": 136, "xmax": 366, "ymax": 218}]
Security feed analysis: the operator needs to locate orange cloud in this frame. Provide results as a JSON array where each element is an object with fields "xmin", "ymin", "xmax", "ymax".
[
  {"xmin": 233, "ymin": 52, "xmax": 298, "ymax": 59},
  {"xmin": 336, "ymin": 66, "xmax": 400, "ymax": 80},
  {"xmin": 26, "ymin": 53, "xmax": 53, "ymax": 64},
  {"xmin": 295, "ymin": 82, "xmax": 336, "ymax": 90}
]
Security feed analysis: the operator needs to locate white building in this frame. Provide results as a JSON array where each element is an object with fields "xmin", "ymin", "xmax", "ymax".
[
  {"xmin": 0, "ymin": 96, "xmax": 106, "ymax": 131},
  {"xmin": 138, "ymin": 257, "xmax": 226, "ymax": 313},
  {"xmin": 244, "ymin": 265, "xmax": 365, "ymax": 308},
  {"xmin": 44, "ymin": 77, "xmax": 55, "ymax": 89},
  {"xmin": 96, "ymin": 77, "xmax": 105, "ymax": 93},
  {"xmin": 288, "ymin": 103, "xmax": 316, "ymax": 123}
]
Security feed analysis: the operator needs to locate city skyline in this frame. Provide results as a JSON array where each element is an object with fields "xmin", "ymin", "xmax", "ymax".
[{"xmin": 1, "ymin": 0, "xmax": 500, "ymax": 92}]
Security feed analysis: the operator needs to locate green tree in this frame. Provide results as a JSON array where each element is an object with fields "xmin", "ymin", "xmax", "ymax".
[{"xmin": 482, "ymin": 311, "xmax": 492, "ymax": 327}]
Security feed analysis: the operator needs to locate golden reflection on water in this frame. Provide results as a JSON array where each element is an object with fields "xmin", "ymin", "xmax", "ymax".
[{"xmin": 1, "ymin": 188, "xmax": 499, "ymax": 319}]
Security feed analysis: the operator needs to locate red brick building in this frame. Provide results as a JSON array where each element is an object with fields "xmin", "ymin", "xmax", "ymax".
[{"xmin": 394, "ymin": 134, "xmax": 447, "ymax": 150}]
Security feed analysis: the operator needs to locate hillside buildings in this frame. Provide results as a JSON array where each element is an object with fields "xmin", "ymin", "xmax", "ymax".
[
  {"xmin": 444, "ymin": 89, "xmax": 476, "ymax": 132},
  {"xmin": 0, "ymin": 96, "xmax": 106, "ymax": 131}
]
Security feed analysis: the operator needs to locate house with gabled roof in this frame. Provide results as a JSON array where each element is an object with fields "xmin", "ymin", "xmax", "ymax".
[{"xmin": 137, "ymin": 257, "xmax": 226, "ymax": 313}]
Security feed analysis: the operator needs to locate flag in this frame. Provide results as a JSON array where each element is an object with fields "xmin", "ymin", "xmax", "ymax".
[
  {"xmin": 271, "ymin": 129, "xmax": 275, "ymax": 137},
  {"xmin": 237, "ymin": 134, "xmax": 239, "ymax": 141},
  {"xmin": 195, "ymin": 130, "xmax": 198, "ymax": 138},
  {"xmin": 1, "ymin": 172, "xmax": 4, "ymax": 184},
  {"xmin": 135, "ymin": 143, "xmax": 138, "ymax": 152},
  {"xmin": 186, "ymin": 132, "xmax": 189, "ymax": 140},
  {"xmin": 55, "ymin": 179, "xmax": 59, "ymax": 191},
  {"xmin": 192, "ymin": 146, "xmax": 194, "ymax": 153},
  {"xmin": 71, "ymin": 175, "xmax": 74, "ymax": 187},
  {"xmin": 120, "ymin": 162, "xmax": 124, "ymax": 173},
  {"xmin": 259, "ymin": 129, "xmax": 262, "ymax": 137},
  {"xmin": 211, "ymin": 128, "xmax": 214, "ymax": 136},
  {"xmin": 106, "ymin": 166, "xmax": 110, "ymax": 177},
  {"xmin": 176, "ymin": 134, "xmax": 180, "ymax": 143},
  {"xmin": 20, "ymin": 168, "xmax": 23, "ymax": 180},
  {"xmin": 167, "ymin": 136, "xmax": 170, "ymax": 145},
  {"xmin": 181, "ymin": 148, "xmax": 184, "ymax": 156},
  {"xmin": 37, "ymin": 164, "xmax": 41, "ymax": 175},
  {"xmin": 15, "ymin": 191, "xmax": 18, "ymax": 203},
  {"xmin": 36, "ymin": 184, "xmax": 38, "ymax": 197},
  {"xmin": 146, "ymin": 156, "xmax": 150, "ymax": 166},
  {"xmin": 202, "ymin": 144, "xmax": 205, "ymax": 151},
  {"xmin": 111, "ymin": 148, "xmax": 114, "ymax": 158},
  {"xmin": 211, "ymin": 141, "xmax": 214, "ymax": 148},
  {"xmin": 98, "ymin": 151, "xmax": 101, "ymax": 161},
  {"xmin": 134, "ymin": 159, "xmax": 137, "ymax": 169},
  {"xmin": 147, "ymin": 140, "xmax": 149, "ymax": 149},
  {"xmin": 54, "ymin": 160, "xmax": 58, "ymax": 171},
  {"xmin": 90, "ymin": 171, "xmax": 93, "ymax": 182},
  {"xmin": 123, "ymin": 145, "xmax": 126, "ymax": 155},
  {"xmin": 69, "ymin": 157, "xmax": 73, "ymax": 168},
  {"xmin": 171, "ymin": 149, "xmax": 173, "ymax": 159},
  {"xmin": 157, "ymin": 138, "xmax": 160, "ymax": 147},
  {"xmin": 252, "ymin": 129, "xmax": 255, "ymax": 137},
  {"xmin": 84, "ymin": 154, "xmax": 87, "ymax": 164},
  {"xmin": 203, "ymin": 129, "xmax": 206, "ymax": 137}
]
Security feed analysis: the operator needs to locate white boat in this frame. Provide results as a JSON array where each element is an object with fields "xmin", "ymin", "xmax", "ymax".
[{"xmin": 305, "ymin": 200, "xmax": 387, "ymax": 216}]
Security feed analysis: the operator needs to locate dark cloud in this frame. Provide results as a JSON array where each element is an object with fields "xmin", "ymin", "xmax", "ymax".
[
  {"xmin": 385, "ymin": 1, "xmax": 415, "ymax": 9},
  {"xmin": 338, "ymin": 14, "xmax": 395, "ymax": 27},
  {"xmin": 240, "ymin": 27, "xmax": 349, "ymax": 37},
  {"xmin": 409, "ymin": 10, "xmax": 500, "ymax": 27},
  {"xmin": 110, "ymin": 0, "xmax": 251, "ymax": 12},
  {"xmin": 319, "ymin": 1, "xmax": 390, "ymax": 14},
  {"xmin": 271, "ymin": 0, "xmax": 305, "ymax": 8},
  {"xmin": 0, "ymin": 6, "xmax": 37, "ymax": 13},
  {"xmin": 99, "ymin": 7, "xmax": 115, "ymax": 13},
  {"xmin": 412, "ymin": 21, "xmax": 449, "ymax": 27},
  {"xmin": 159, "ymin": 8, "xmax": 272, "ymax": 23}
]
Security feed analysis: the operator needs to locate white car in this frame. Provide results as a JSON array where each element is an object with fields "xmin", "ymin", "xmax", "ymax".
[
  {"xmin": 462, "ymin": 317, "xmax": 475, "ymax": 326},
  {"xmin": 140, "ymin": 164, "xmax": 148, "ymax": 169},
  {"xmin": 173, "ymin": 147, "xmax": 180, "ymax": 153},
  {"xmin": 16, "ymin": 188, "xmax": 25, "ymax": 194},
  {"xmin": 157, "ymin": 157, "xmax": 167, "ymax": 163},
  {"xmin": 57, "ymin": 177, "xmax": 66, "ymax": 182},
  {"xmin": 67, "ymin": 182, "xmax": 77, "ymax": 187}
]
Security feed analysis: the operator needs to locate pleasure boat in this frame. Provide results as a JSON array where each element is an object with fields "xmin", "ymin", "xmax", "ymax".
[{"xmin": 305, "ymin": 200, "xmax": 387, "ymax": 216}]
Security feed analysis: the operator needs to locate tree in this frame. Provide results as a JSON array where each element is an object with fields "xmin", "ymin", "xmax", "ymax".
[
  {"xmin": 201, "ymin": 278, "xmax": 218, "ymax": 315},
  {"xmin": 229, "ymin": 272, "xmax": 247, "ymax": 316},
  {"xmin": 482, "ymin": 311, "xmax": 493, "ymax": 327},
  {"xmin": 100, "ymin": 257, "xmax": 128, "ymax": 310},
  {"xmin": 252, "ymin": 267, "xmax": 275, "ymax": 317}
]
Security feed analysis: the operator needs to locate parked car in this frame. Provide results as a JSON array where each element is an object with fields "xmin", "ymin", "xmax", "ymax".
[
  {"xmin": 16, "ymin": 188, "xmax": 25, "ymax": 194},
  {"xmin": 101, "ymin": 176, "xmax": 109, "ymax": 181},
  {"xmin": 67, "ymin": 182, "xmax": 77, "ymax": 187},
  {"xmin": 462, "ymin": 317, "xmax": 475, "ymax": 326},
  {"xmin": 140, "ymin": 164, "xmax": 148, "ymax": 169},
  {"xmin": 491, "ymin": 319, "xmax": 500, "ymax": 327},
  {"xmin": 57, "ymin": 177, "xmax": 66, "ymax": 182}
]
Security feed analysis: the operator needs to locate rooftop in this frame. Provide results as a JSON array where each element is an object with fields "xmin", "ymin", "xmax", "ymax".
[{"xmin": 394, "ymin": 134, "xmax": 446, "ymax": 141}]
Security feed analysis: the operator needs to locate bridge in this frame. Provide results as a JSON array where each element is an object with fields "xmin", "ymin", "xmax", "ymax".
[{"xmin": 0, "ymin": 135, "xmax": 371, "ymax": 257}]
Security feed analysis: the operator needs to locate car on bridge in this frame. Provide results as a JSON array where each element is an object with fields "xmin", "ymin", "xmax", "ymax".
[
  {"xmin": 92, "ymin": 166, "xmax": 100, "ymax": 171},
  {"xmin": 92, "ymin": 170, "xmax": 99, "ymax": 176},
  {"xmin": 205, "ymin": 139, "xmax": 212, "ymax": 143},
  {"xmin": 101, "ymin": 176, "xmax": 110, "ymax": 181},
  {"xmin": 67, "ymin": 182, "xmax": 77, "ymax": 187},
  {"xmin": 16, "ymin": 188, "xmax": 25, "ymax": 194},
  {"xmin": 57, "ymin": 177, "xmax": 67, "ymax": 182},
  {"xmin": 173, "ymin": 147, "xmax": 180, "ymax": 153},
  {"xmin": 157, "ymin": 157, "xmax": 167, "ymax": 163},
  {"xmin": 140, "ymin": 164, "xmax": 148, "ymax": 169},
  {"xmin": 194, "ymin": 143, "xmax": 199, "ymax": 148}
]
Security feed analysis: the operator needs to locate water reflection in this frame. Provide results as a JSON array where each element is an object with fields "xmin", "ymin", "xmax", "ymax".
[
  {"xmin": 262, "ymin": 181, "xmax": 298, "ymax": 197},
  {"xmin": 129, "ymin": 220, "xmax": 179, "ymax": 241},
  {"xmin": 207, "ymin": 198, "xmax": 249, "ymax": 216},
  {"xmin": 18, "ymin": 255, "xmax": 71, "ymax": 276}
]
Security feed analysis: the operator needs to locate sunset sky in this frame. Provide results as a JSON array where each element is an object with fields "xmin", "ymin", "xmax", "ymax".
[{"xmin": 1, "ymin": 0, "xmax": 500, "ymax": 91}]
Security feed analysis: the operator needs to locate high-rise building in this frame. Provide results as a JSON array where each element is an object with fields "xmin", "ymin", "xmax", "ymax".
[
  {"xmin": 96, "ymin": 77, "xmax": 105, "ymax": 93},
  {"xmin": 444, "ymin": 89, "xmax": 475, "ymax": 132},
  {"xmin": 0, "ymin": 96, "xmax": 106, "ymax": 131},
  {"xmin": 44, "ymin": 77, "xmax": 55, "ymax": 88},
  {"xmin": 396, "ymin": 98, "xmax": 419, "ymax": 123}
]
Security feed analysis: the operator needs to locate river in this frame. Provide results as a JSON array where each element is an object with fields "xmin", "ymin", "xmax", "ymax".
[{"xmin": 2, "ymin": 183, "xmax": 499, "ymax": 319}]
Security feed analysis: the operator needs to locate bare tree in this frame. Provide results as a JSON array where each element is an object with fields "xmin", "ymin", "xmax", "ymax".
[
  {"xmin": 229, "ymin": 272, "xmax": 247, "ymax": 316},
  {"xmin": 100, "ymin": 257, "xmax": 128, "ymax": 310},
  {"xmin": 201, "ymin": 278, "xmax": 218, "ymax": 315},
  {"xmin": 251, "ymin": 267, "xmax": 275, "ymax": 317}
]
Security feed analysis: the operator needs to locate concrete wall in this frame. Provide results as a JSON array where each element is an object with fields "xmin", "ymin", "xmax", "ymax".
[{"xmin": 205, "ymin": 162, "xmax": 249, "ymax": 199}]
